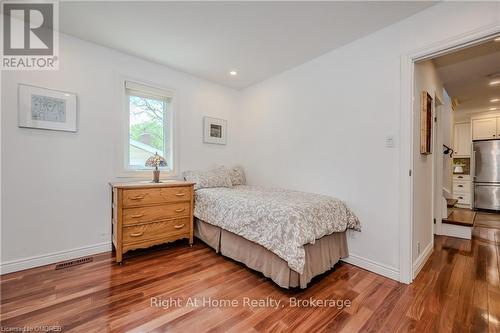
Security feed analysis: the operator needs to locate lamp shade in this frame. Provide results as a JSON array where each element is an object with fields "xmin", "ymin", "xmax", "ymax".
[{"xmin": 145, "ymin": 152, "xmax": 167, "ymax": 169}]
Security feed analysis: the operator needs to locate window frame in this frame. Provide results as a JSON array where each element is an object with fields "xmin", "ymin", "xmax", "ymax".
[{"xmin": 118, "ymin": 78, "xmax": 178, "ymax": 179}]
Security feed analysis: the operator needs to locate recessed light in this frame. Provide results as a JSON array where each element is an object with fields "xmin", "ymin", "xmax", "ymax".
[
  {"xmin": 229, "ymin": 71, "xmax": 238, "ymax": 76},
  {"xmin": 490, "ymin": 79, "xmax": 500, "ymax": 86},
  {"xmin": 495, "ymin": 37, "xmax": 500, "ymax": 42},
  {"xmin": 489, "ymin": 107, "xmax": 498, "ymax": 111},
  {"xmin": 491, "ymin": 98, "xmax": 500, "ymax": 103}
]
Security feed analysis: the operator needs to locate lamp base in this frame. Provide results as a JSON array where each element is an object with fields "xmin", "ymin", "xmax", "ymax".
[{"xmin": 153, "ymin": 170, "xmax": 160, "ymax": 183}]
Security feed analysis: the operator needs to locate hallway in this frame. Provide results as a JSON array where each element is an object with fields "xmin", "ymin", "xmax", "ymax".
[{"xmin": 413, "ymin": 211, "xmax": 500, "ymax": 332}]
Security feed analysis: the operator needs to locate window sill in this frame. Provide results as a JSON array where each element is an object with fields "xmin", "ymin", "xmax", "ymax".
[{"xmin": 116, "ymin": 170, "xmax": 180, "ymax": 180}]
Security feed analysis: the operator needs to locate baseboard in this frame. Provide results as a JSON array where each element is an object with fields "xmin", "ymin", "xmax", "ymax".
[
  {"xmin": 412, "ymin": 241, "xmax": 433, "ymax": 279},
  {"xmin": 0, "ymin": 242, "xmax": 112, "ymax": 274},
  {"xmin": 342, "ymin": 253, "xmax": 400, "ymax": 282}
]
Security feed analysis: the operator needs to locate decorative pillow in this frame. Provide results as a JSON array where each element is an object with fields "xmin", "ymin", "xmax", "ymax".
[
  {"xmin": 229, "ymin": 166, "xmax": 246, "ymax": 186},
  {"xmin": 182, "ymin": 166, "xmax": 233, "ymax": 190}
]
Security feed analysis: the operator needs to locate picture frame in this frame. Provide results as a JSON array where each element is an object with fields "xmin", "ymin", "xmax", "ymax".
[
  {"xmin": 420, "ymin": 91, "xmax": 433, "ymax": 155},
  {"xmin": 203, "ymin": 116, "xmax": 227, "ymax": 145},
  {"xmin": 18, "ymin": 84, "xmax": 77, "ymax": 132}
]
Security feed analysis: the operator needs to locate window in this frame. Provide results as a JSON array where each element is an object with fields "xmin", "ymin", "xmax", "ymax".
[{"xmin": 124, "ymin": 81, "xmax": 174, "ymax": 172}]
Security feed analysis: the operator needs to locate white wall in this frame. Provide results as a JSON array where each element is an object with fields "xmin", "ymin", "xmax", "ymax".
[
  {"xmin": 237, "ymin": 2, "xmax": 499, "ymax": 279},
  {"xmin": 1, "ymin": 34, "xmax": 240, "ymax": 272}
]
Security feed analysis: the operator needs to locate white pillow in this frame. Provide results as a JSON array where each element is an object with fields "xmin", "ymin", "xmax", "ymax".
[
  {"xmin": 229, "ymin": 166, "xmax": 246, "ymax": 186},
  {"xmin": 183, "ymin": 166, "xmax": 233, "ymax": 190}
]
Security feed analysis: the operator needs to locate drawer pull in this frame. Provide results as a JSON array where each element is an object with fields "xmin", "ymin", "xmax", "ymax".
[
  {"xmin": 457, "ymin": 176, "xmax": 463, "ymax": 179},
  {"xmin": 175, "ymin": 193, "xmax": 186, "ymax": 197},
  {"xmin": 130, "ymin": 231, "xmax": 144, "ymax": 237},
  {"xmin": 174, "ymin": 224, "xmax": 185, "ymax": 229},
  {"xmin": 175, "ymin": 208, "xmax": 186, "ymax": 213},
  {"xmin": 458, "ymin": 185, "xmax": 463, "ymax": 188},
  {"xmin": 458, "ymin": 196, "xmax": 463, "ymax": 199},
  {"xmin": 130, "ymin": 195, "xmax": 145, "ymax": 200},
  {"xmin": 131, "ymin": 214, "xmax": 144, "ymax": 218}
]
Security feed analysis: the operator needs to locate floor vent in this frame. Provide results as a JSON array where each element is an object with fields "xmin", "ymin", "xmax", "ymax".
[{"xmin": 55, "ymin": 256, "xmax": 93, "ymax": 270}]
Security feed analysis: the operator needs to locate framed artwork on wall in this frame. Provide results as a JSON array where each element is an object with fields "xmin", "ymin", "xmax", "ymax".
[
  {"xmin": 203, "ymin": 116, "xmax": 227, "ymax": 145},
  {"xmin": 18, "ymin": 84, "xmax": 77, "ymax": 132},
  {"xmin": 420, "ymin": 91, "xmax": 433, "ymax": 155}
]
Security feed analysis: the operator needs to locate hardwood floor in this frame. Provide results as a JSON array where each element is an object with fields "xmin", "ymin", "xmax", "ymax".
[
  {"xmin": 443, "ymin": 208, "xmax": 476, "ymax": 227},
  {"xmin": 1, "ymin": 211, "xmax": 499, "ymax": 332}
]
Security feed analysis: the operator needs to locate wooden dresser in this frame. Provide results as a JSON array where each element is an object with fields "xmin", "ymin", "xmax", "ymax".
[{"xmin": 110, "ymin": 181, "xmax": 195, "ymax": 263}]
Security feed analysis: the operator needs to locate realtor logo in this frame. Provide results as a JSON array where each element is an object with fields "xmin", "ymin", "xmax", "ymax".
[{"xmin": 2, "ymin": 1, "xmax": 59, "ymax": 70}]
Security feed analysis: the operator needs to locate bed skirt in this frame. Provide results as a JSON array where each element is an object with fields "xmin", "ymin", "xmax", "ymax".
[{"xmin": 194, "ymin": 218, "xmax": 348, "ymax": 289}]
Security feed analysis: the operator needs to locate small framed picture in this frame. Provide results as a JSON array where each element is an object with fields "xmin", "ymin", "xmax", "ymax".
[
  {"xmin": 420, "ymin": 91, "xmax": 433, "ymax": 155},
  {"xmin": 18, "ymin": 84, "xmax": 77, "ymax": 132},
  {"xmin": 203, "ymin": 116, "xmax": 227, "ymax": 145}
]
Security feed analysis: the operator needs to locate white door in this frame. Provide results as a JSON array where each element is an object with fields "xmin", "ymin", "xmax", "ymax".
[
  {"xmin": 472, "ymin": 118, "xmax": 497, "ymax": 140},
  {"xmin": 454, "ymin": 123, "xmax": 471, "ymax": 156}
]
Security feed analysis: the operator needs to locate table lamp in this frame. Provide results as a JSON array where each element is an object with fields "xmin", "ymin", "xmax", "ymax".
[{"xmin": 145, "ymin": 152, "xmax": 167, "ymax": 183}]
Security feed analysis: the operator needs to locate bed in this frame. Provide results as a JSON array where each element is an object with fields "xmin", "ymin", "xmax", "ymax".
[{"xmin": 192, "ymin": 184, "xmax": 361, "ymax": 288}]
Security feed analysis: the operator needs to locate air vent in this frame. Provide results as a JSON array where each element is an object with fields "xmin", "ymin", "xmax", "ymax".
[{"xmin": 55, "ymin": 256, "xmax": 93, "ymax": 270}]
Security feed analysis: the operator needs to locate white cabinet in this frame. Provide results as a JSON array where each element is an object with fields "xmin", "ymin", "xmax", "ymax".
[
  {"xmin": 472, "ymin": 117, "xmax": 498, "ymax": 140},
  {"xmin": 452, "ymin": 175, "xmax": 471, "ymax": 208},
  {"xmin": 453, "ymin": 122, "xmax": 471, "ymax": 157}
]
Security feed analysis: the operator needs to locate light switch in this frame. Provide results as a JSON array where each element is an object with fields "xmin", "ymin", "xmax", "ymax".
[{"xmin": 385, "ymin": 135, "xmax": 395, "ymax": 148}]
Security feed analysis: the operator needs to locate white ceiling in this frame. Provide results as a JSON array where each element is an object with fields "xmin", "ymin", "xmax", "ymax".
[
  {"xmin": 433, "ymin": 40, "xmax": 500, "ymax": 113},
  {"xmin": 59, "ymin": 1, "xmax": 435, "ymax": 89}
]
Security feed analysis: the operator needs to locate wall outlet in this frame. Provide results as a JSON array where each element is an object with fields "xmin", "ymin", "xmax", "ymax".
[{"xmin": 417, "ymin": 241, "xmax": 421, "ymax": 255}]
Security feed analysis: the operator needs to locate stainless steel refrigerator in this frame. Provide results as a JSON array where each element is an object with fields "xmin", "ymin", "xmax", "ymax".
[{"xmin": 473, "ymin": 140, "xmax": 500, "ymax": 211}]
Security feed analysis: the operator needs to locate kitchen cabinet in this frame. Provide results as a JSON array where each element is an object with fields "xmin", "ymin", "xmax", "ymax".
[
  {"xmin": 453, "ymin": 122, "xmax": 471, "ymax": 157},
  {"xmin": 472, "ymin": 117, "xmax": 498, "ymax": 140},
  {"xmin": 452, "ymin": 174, "xmax": 471, "ymax": 208}
]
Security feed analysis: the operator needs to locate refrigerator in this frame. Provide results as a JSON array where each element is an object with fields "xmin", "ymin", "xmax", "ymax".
[{"xmin": 473, "ymin": 140, "xmax": 500, "ymax": 211}]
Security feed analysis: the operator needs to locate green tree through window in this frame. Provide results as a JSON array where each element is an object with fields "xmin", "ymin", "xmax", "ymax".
[{"xmin": 129, "ymin": 95, "xmax": 167, "ymax": 167}]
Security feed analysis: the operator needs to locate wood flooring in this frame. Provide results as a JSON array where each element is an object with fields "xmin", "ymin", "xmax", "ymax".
[
  {"xmin": 443, "ymin": 208, "xmax": 476, "ymax": 227},
  {"xmin": 1, "ymin": 211, "xmax": 500, "ymax": 332}
]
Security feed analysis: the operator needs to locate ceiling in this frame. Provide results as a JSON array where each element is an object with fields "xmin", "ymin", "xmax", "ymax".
[
  {"xmin": 433, "ymin": 39, "xmax": 500, "ymax": 113},
  {"xmin": 59, "ymin": 1, "xmax": 435, "ymax": 89}
]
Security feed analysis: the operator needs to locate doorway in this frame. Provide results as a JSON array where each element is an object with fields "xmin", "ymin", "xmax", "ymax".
[{"xmin": 400, "ymin": 28, "xmax": 500, "ymax": 283}]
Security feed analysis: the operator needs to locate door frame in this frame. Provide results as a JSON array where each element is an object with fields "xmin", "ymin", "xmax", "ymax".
[
  {"xmin": 433, "ymin": 95, "xmax": 444, "ymax": 238},
  {"xmin": 398, "ymin": 25, "xmax": 500, "ymax": 283}
]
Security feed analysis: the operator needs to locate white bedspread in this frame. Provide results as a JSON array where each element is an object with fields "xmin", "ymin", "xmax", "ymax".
[{"xmin": 194, "ymin": 185, "xmax": 361, "ymax": 274}]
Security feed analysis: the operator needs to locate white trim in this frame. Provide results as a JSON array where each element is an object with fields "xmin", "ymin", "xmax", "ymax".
[
  {"xmin": 0, "ymin": 242, "xmax": 111, "ymax": 275},
  {"xmin": 412, "ymin": 241, "xmax": 433, "ymax": 279},
  {"xmin": 399, "ymin": 24, "xmax": 500, "ymax": 284},
  {"xmin": 441, "ymin": 224, "xmax": 472, "ymax": 240},
  {"xmin": 342, "ymin": 253, "xmax": 400, "ymax": 281},
  {"xmin": 399, "ymin": 53, "xmax": 414, "ymax": 284}
]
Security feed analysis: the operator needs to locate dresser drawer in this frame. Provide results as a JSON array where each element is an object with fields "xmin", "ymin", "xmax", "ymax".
[
  {"xmin": 123, "ymin": 218, "xmax": 190, "ymax": 244},
  {"xmin": 123, "ymin": 202, "xmax": 190, "ymax": 226},
  {"xmin": 453, "ymin": 181, "xmax": 470, "ymax": 194},
  {"xmin": 453, "ymin": 193, "xmax": 471, "ymax": 205},
  {"xmin": 123, "ymin": 186, "xmax": 191, "ymax": 207},
  {"xmin": 453, "ymin": 174, "xmax": 470, "ymax": 181}
]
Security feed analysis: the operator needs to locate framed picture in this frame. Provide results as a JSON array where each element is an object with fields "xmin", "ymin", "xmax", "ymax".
[
  {"xmin": 18, "ymin": 84, "xmax": 77, "ymax": 132},
  {"xmin": 203, "ymin": 116, "xmax": 227, "ymax": 145},
  {"xmin": 420, "ymin": 91, "xmax": 433, "ymax": 155}
]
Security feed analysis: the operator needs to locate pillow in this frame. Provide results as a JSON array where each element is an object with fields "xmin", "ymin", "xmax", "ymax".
[
  {"xmin": 183, "ymin": 166, "xmax": 233, "ymax": 190},
  {"xmin": 229, "ymin": 166, "xmax": 246, "ymax": 186}
]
